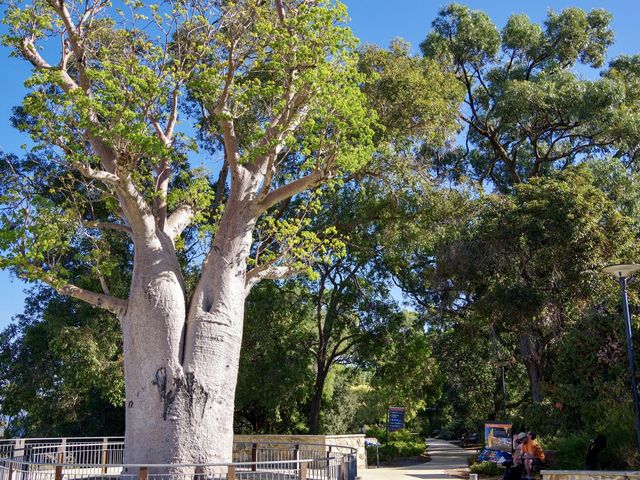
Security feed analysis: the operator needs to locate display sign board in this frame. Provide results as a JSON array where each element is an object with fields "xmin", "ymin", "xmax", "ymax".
[
  {"xmin": 477, "ymin": 422, "xmax": 513, "ymax": 464},
  {"xmin": 388, "ymin": 407, "xmax": 405, "ymax": 432},
  {"xmin": 484, "ymin": 422, "xmax": 513, "ymax": 452}
]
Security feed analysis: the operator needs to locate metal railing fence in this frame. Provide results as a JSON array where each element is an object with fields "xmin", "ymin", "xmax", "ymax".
[{"xmin": 0, "ymin": 437, "xmax": 357, "ymax": 480}]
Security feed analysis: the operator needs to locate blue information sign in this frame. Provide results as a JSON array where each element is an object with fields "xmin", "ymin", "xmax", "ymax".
[{"xmin": 388, "ymin": 407, "xmax": 405, "ymax": 432}]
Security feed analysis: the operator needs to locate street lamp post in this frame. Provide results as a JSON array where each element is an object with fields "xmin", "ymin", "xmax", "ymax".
[{"xmin": 603, "ymin": 264, "xmax": 640, "ymax": 450}]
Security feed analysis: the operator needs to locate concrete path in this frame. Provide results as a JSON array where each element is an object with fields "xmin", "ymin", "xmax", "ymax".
[{"xmin": 359, "ymin": 438, "xmax": 471, "ymax": 480}]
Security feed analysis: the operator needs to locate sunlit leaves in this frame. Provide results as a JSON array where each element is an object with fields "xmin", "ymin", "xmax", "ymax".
[
  {"xmin": 419, "ymin": 3, "xmax": 631, "ymax": 190},
  {"xmin": 359, "ymin": 38, "xmax": 463, "ymax": 146}
]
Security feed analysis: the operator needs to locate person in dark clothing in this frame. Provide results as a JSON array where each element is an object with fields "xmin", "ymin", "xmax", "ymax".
[
  {"xmin": 585, "ymin": 435, "xmax": 607, "ymax": 470},
  {"xmin": 502, "ymin": 433, "xmax": 527, "ymax": 480}
]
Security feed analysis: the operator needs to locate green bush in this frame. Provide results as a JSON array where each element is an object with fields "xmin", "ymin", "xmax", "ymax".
[
  {"xmin": 365, "ymin": 428, "xmax": 425, "ymax": 464},
  {"xmin": 545, "ymin": 405, "xmax": 639, "ymax": 469},
  {"xmin": 548, "ymin": 433, "xmax": 590, "ymax": 469},
  {"xmin": 469, "ymin": 461, "xmax": 504, "ymax": 475}
]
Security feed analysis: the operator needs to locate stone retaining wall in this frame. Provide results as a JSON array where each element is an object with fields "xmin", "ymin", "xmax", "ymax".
[
  {"xmin": 542, "ymin": 470, "xmax": 640, "ymax": 480},
  {"xmin": 234, "ymin": 434, "xmax": 366, "ymax": 470}
]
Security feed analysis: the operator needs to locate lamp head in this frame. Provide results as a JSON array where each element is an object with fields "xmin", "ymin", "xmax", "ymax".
[{"xmin": 602, "ymin": 264, "xmax": 640, "ymax": 279}]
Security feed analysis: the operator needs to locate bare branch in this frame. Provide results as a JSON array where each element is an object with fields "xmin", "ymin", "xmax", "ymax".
[
  {"xmin": 245, "ymin": 264, "xmax": 293, "ymax": 291},
  {"xmin": 19, "ymin": 38, "xmax": 79, "ymax": 91},
  {"xmin": 255, "ymin": 169, "xmax": 324, "ymax": 213},
  {"xmin": 165, "ymin": 87, "xmax": 180, "ymax": 142},
  {"xmin": 83, "ymin": 220, "xmax": 133, "ymax": 236},
  {"xmin": 165, "ymin": 204, "xmax": 195, "ymax": 241},
  {"xmin": 74, "ymin": 163, "xmax": 120, "ymax": 183},
  {"xmin": 49, "ymin": 280, "xmax": 128, "ymax": 316},
  {"xmin": 98, "ymin": 272, "xmax": 111, "ymax": 296}
]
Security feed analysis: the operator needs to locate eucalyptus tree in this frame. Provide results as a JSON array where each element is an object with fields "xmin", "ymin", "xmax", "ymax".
[
  {"xmin": 0, "ymin": 0, "xmax": 383, "ymax": 465},
  {"xmin": 297, "ymin": 38, "xmax": 463, "ymax": 434},
  {"xmin": 437, "ymin": 167, "xmax": 636, "ymax": 402},
  {"xmin": 421, "ymin": 4, "xmax": 640, "ymax": 191}
]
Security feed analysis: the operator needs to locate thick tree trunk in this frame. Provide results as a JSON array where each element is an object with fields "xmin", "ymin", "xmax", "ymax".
[
  {"xmin": 122, "ymin": 233, "xmax": 188, "ymax": 465},
  {"xmin": 519, "ymin": 333, "xmax": 544, "ymax": 403},
  {"xmin": 524, "ymin": 359, "xmax": 543, "ymax": 403},
  {"xmin": 122, "ymin": 171, "xmax": 259, "ymax": 467},
  {"xmin": 309, "ymin": 365, "xmax": 327, "ymax": 435}
]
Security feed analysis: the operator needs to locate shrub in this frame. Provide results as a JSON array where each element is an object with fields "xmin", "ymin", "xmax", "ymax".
[
  {"xmin": 364, "ymin": 428, "xmax": 425, "ymax": 464},
  {"xmin": 546, "ymin": 406, "xmax": 639, "ymax": 469},
  {"xmin": 470, "ymin": 461, "xmax": 503, "ymax": 475}
]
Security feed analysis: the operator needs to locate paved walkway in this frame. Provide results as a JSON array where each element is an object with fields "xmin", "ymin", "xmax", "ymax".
[{"xmin": 359, "ymin": 438, "xmax": 471, "ymax": 480}]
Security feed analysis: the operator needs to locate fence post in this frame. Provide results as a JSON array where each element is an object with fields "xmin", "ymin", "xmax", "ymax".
[
  {"xmin": 8, "ymin": 461, "xmax": 14, "ymax": 480},
  {"xmin": 341, "ymin": 459, "xmax": 347, "ymax": 480},
  {"xmin": 54, "ymin": 465, "xmax": 63, "ymax": 480},
  {"xmin": 326, "ymin": 446, "xmax": 332, "ymax": 478},
  {"xmin": 139, "ymin": 466, "xmax": 148, "ymax": 480},
  {"xmin": 251, "ymin": 443, "xmax": 257, "ymax": 472},
  {"xmin": 57, "ymin": 439, "xmax": 66, "ymax": 464},
  {"xmin": 12, "ymin": 439, "xmax": 25, "ymax": 462},
  {"xmin": 227, "ymin": 466, "xmax": 236, "ymax": 480},
  {"xmin": 101, "ymin": 438, "xmax": 108, "ymax": 474},
  {"xmin": 299, "ymin": 462, "xmax": 307, "ymax": 480},
  {"xmin": 351, "ymin": 455, "xmax": 357, "ymax": 480}
]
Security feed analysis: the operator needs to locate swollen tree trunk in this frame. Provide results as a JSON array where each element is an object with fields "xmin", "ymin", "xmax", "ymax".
[
  {"xmin": 122, "ymin": 233, "xmax": 188, "ymax": 465},
  {"xmin": 122, "ymin": 172, "xmax": 260, "ymax": 466}
]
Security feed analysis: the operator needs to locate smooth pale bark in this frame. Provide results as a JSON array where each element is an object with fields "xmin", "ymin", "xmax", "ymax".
[{"xmin": 121, "ymin": 171, "xmax": 260, "ymax": 467}]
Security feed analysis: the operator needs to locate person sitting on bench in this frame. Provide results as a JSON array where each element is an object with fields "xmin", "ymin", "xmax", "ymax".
[
  {"xmin": 502, "ymin": 432, "xmax": 527, "ymax": 480},
  {"xmin": 521, "ymin": 432, "xmax": 545, "ymax": 480}
]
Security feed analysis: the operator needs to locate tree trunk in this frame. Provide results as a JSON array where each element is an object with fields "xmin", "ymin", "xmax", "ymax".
[
  {"xmin": 524, "ymin": 359, "xmax": 543, "ymax": 403},
  {"xmin": 122, "ymin": 233, "xmax": 188, "ymax": 465},
  {"xmin": 122, "ymin": 171, "xmax": 259, "ymax": 467},
  {"xmin": 309, "ymin": 370, "xmax": 327, "ymax": 435},
  {"xmin": 519, "ymin": 333, "xmax": 544, "ymax": 403}
]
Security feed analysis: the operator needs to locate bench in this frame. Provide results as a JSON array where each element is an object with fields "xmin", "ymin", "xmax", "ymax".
[{"xmin": 536, "ymin": 450, "xmax": 557, "ymax": 472}]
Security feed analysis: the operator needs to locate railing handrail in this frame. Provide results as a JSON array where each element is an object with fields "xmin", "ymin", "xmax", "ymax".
[
  {"xmin": 0, "ymin": 437, "xmax": 357, "ymax": 453},
  {"xmin": 0, "ymin": 436, "xmax": 359, "ymax": 480},
  {"xmin": 0, "ymin": 437, "xmax": 123, "ymax": 442},
  {"xmin": 0, "ymin": 457, "xmax": 323, "ymax": 469}
]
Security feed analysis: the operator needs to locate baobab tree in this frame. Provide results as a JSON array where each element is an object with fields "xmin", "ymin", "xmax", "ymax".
[
  {"xmin": 1, "ymin": 0, "xmax": 376, "ymax": 465},
  {"xmin": 0, "ymin": 0, "xmax": 461, "ymax": 467}
]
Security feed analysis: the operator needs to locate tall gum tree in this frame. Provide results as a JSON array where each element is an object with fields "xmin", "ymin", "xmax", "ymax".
[
  {"xmin": 0, "ymin": 0, "xmax": 382, "ymax": 467},
  {"xmin": 420, "ymin": 4, "xmax": 640, "ymax": 191}
]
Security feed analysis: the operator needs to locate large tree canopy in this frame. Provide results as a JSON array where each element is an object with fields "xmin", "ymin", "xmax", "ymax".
[
  {"xmin": 422, "ymin": 3, "xmax": 640, "ymax": 190},
  {"xmin": 0, "ymin": 0, "xmax": 461, "ymax": 466}
]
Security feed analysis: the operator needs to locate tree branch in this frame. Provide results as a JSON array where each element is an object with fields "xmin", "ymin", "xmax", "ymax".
[
  {"xmin": 165, "ymin": 204, "xmax": 195, "ymax": 241},
  {"xmin": 53, "ymin": 281, "xmax": 128, "ymax": 316},
  {"xmin": 245, "ymin": 264, "xmax": 293, "ymax": 291},
  {"xmin": 83, "ymin": 220, "xmax": 133, "ymax": 236},
  {"xmin": 255, "ymin": 169, "xmax": 324, "ymax": 213}
]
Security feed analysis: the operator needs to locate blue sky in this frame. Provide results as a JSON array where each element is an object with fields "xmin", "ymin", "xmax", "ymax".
[{"xmin": 1, "ymin": 0, "xmax": 640, "ymax": 327}]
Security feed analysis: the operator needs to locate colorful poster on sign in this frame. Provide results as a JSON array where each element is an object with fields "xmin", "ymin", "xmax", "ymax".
[
  {"xmin": 484, "ymin": 422, "xmax": 513, "ymax": 452},
  {"xmin": 388, "ymin": 407, "xmax": 405, "ymax": 432},
  {"xmin": 477, "ymin": 448, "xmax": 512, "ymax": 464}
]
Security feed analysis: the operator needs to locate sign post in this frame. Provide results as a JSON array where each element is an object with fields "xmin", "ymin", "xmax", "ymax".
[{"xmin": 387, "ymin": 406, "xmax": 405, "ymax": 443}]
